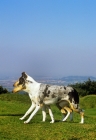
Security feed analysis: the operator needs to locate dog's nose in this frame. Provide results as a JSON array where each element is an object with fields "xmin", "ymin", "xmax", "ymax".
[{"xmin": 13, "ymin": 82, "xmax": 16, "ymax": 87}]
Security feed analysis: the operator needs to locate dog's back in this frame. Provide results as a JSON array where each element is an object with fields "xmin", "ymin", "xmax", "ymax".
[{"xmin": 39, "ymin": 84, "xmax": 79, "ymax": 108}]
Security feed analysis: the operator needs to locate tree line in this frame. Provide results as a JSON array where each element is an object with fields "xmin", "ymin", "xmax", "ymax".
[
  {"xmin": 0, "ymin": 86, "xmax": 8, "ymax": 94},
  {"xmin": 70, "ymin": 78, "xmax": 96, "ymax": 96}
]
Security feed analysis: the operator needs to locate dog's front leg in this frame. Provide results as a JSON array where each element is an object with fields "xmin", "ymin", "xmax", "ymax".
[
  {"xmin": 42, "ymin": 105, "xmax": 47, "ymax": 122},
  {"xmin": 47, "ymin": 106, "xmax": 55, "ymax": 123},
  {"xmin": 24, "ymin": 105, "xmax": 41, "ymax": 124},
  {"xmin": 20, "ymin": 102, "xmax": 36, "ymax": 121}
]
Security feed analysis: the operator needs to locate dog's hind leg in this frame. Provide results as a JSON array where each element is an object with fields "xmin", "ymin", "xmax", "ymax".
[
  {"xmin": 69, "ymin": 103, "xmax": 84, "ymax": 124},
  {"xmin": 73, "ymin": 108, "xmax": 84, "ymax": 124},
  {"xmin": 80, "ymin": 111, "xmax": 84, "ymax": 124},
  {"xmin": 70, "ymin": 112, "xmax": 73, "ymax": 121},
  {"xmin": 20, "ymin": 102, "xmax": 36, "ymax": 121},
  {"xmin": 61, "ymin": 107, "xmax": 72, "ymax": 122}
]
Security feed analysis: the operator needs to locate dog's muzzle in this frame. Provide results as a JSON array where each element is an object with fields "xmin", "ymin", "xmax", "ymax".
[{"xmin": 12, "ymin": 85, "xmax": 26, "ymax": 93}]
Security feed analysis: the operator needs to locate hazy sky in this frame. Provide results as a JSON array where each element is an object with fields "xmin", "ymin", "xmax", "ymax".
[{"xmin": 0, "ymin": 0, "xmax": 96, "ymax": 78}]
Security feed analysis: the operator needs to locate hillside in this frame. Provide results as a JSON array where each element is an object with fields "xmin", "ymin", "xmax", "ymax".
[
  {"xmin": 80, "ymin": 95, "xmax": 96, "ymax": 109},
  {"xmin": 0, "ymin": 93, "xmax": 96, "ymax": 140}
]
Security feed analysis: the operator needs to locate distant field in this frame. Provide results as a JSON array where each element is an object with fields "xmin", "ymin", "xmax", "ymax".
[{"xmin": 0, "ymin": 93, "xmax": 96, "ymax": 140}]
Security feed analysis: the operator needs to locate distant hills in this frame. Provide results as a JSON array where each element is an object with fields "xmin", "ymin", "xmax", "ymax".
[
  {"xmin": 61, "ymin": 76, "xmax": 96, "ymax": 83},
  {"xmin": 0, "ymin": 76, "xmax": 96, "ymax": 91}
]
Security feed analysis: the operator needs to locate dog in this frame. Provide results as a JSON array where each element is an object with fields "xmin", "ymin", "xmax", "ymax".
[{"xmin": 12, "ymin": 72, "xmax": 84, "ymax": 124}]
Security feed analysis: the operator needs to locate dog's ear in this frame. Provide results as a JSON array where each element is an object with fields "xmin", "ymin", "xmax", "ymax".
[{"xmin": 22, "ymin": 72, "xmax": 27, "ymax": 79}]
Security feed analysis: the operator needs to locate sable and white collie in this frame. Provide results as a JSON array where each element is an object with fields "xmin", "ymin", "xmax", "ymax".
[{"xmin": 12, "ymin": 72, "xmax": 84, "ymax": 124}]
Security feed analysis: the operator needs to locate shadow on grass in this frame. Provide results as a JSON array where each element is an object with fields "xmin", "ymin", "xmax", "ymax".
[
  {"xmin": 69, "ymin": 138, "xmax": 80, "ymax": 140},
  {"xmin": 0, "ymin": 113, "xmax": 23, "ymax": 116},
  {"xmin": 54, "ymin": 120, "xmax": 77, "ymax": 123}
]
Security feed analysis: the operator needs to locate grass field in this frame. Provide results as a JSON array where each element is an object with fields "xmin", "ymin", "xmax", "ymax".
[{"xmin": 0, "ymin": 93, "xmax": 96, "ymax": 140}]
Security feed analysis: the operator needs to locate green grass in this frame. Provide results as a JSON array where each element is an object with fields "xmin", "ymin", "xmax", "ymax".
[
  {"xmin": 80, "ymin": 95, "xmax": 96, "ymax": 109},
  {"xmin": 0, "ymin": 93, "xmax": 96, "ymax": 140}
]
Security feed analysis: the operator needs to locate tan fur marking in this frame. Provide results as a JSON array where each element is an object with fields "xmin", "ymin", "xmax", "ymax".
[
  {"xmin": 61, "ymin": 109, "xmax": 66, "ymax": 114},
  {"xmin": 40, "ymin": 104, "xmax": 44, "ymax": 107},
  {"xmin": 64, "ymin": 107, "xmax": 72, "ymax": 112},
  {"xmin": 12, "ymin": 85, "xmax": 24, "ymax": 93},
  {"xmin": 80, "ymin": 112, "xmax": 84, "ymax": 117},
  {"xmin": 66, "ymin": 100, "xmax": 84, "ymax": 119}
]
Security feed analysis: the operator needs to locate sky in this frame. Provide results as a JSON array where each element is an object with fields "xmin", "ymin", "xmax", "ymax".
[{"xmin": 0, "ymin": 0, "xmax": 96, "ymax": 78}]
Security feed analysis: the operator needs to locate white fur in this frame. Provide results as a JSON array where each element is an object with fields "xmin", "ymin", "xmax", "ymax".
[{"xmin": 19, "ymin": 78, "xmax": 56, "ymax": 123}]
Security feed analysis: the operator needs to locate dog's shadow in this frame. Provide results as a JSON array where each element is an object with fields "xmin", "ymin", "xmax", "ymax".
[
  {"xmin": 54, "ymin": 119, "xmax": 77, "ymax": 124},
  {"xmin": 0, "ymin": 114, "xmax": 23, "ymax": 116}
]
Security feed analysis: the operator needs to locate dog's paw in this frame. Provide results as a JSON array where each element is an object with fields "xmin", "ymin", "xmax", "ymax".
[
  {"xmin": 42, "ymin": 120, "xmax": 45, "ymax": 122},
  {"xmin": 19, "ymin": 117, "xmax": 24, "ymax": 120},
  {"xmin": 50, "ymin": 120, "xmax": 54, "ymax": 123},
  {"xmin": 24, "ymin": 121, "xmax": 29, "ymax": 124},
  {"xmin": 24, "ymin": 120, "xmax": 30, "ymax": 124},
  {"xmin": 62, "ymin": 119, "xmax": 67, "ymax": 122},
  {"xmin": 79, "ymin": 121, "xmax": 84, "ymax": 124}
]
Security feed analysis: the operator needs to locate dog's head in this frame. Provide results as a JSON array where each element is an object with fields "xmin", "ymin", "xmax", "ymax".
[{"xmin": 12, "ymin": 72, "xmax": 33, "ymax": 93}]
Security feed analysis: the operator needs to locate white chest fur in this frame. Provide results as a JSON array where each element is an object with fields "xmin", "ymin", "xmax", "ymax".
[{"xmin": 24, "ymin": 82, "xmax": 41, "ymax": 103}]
